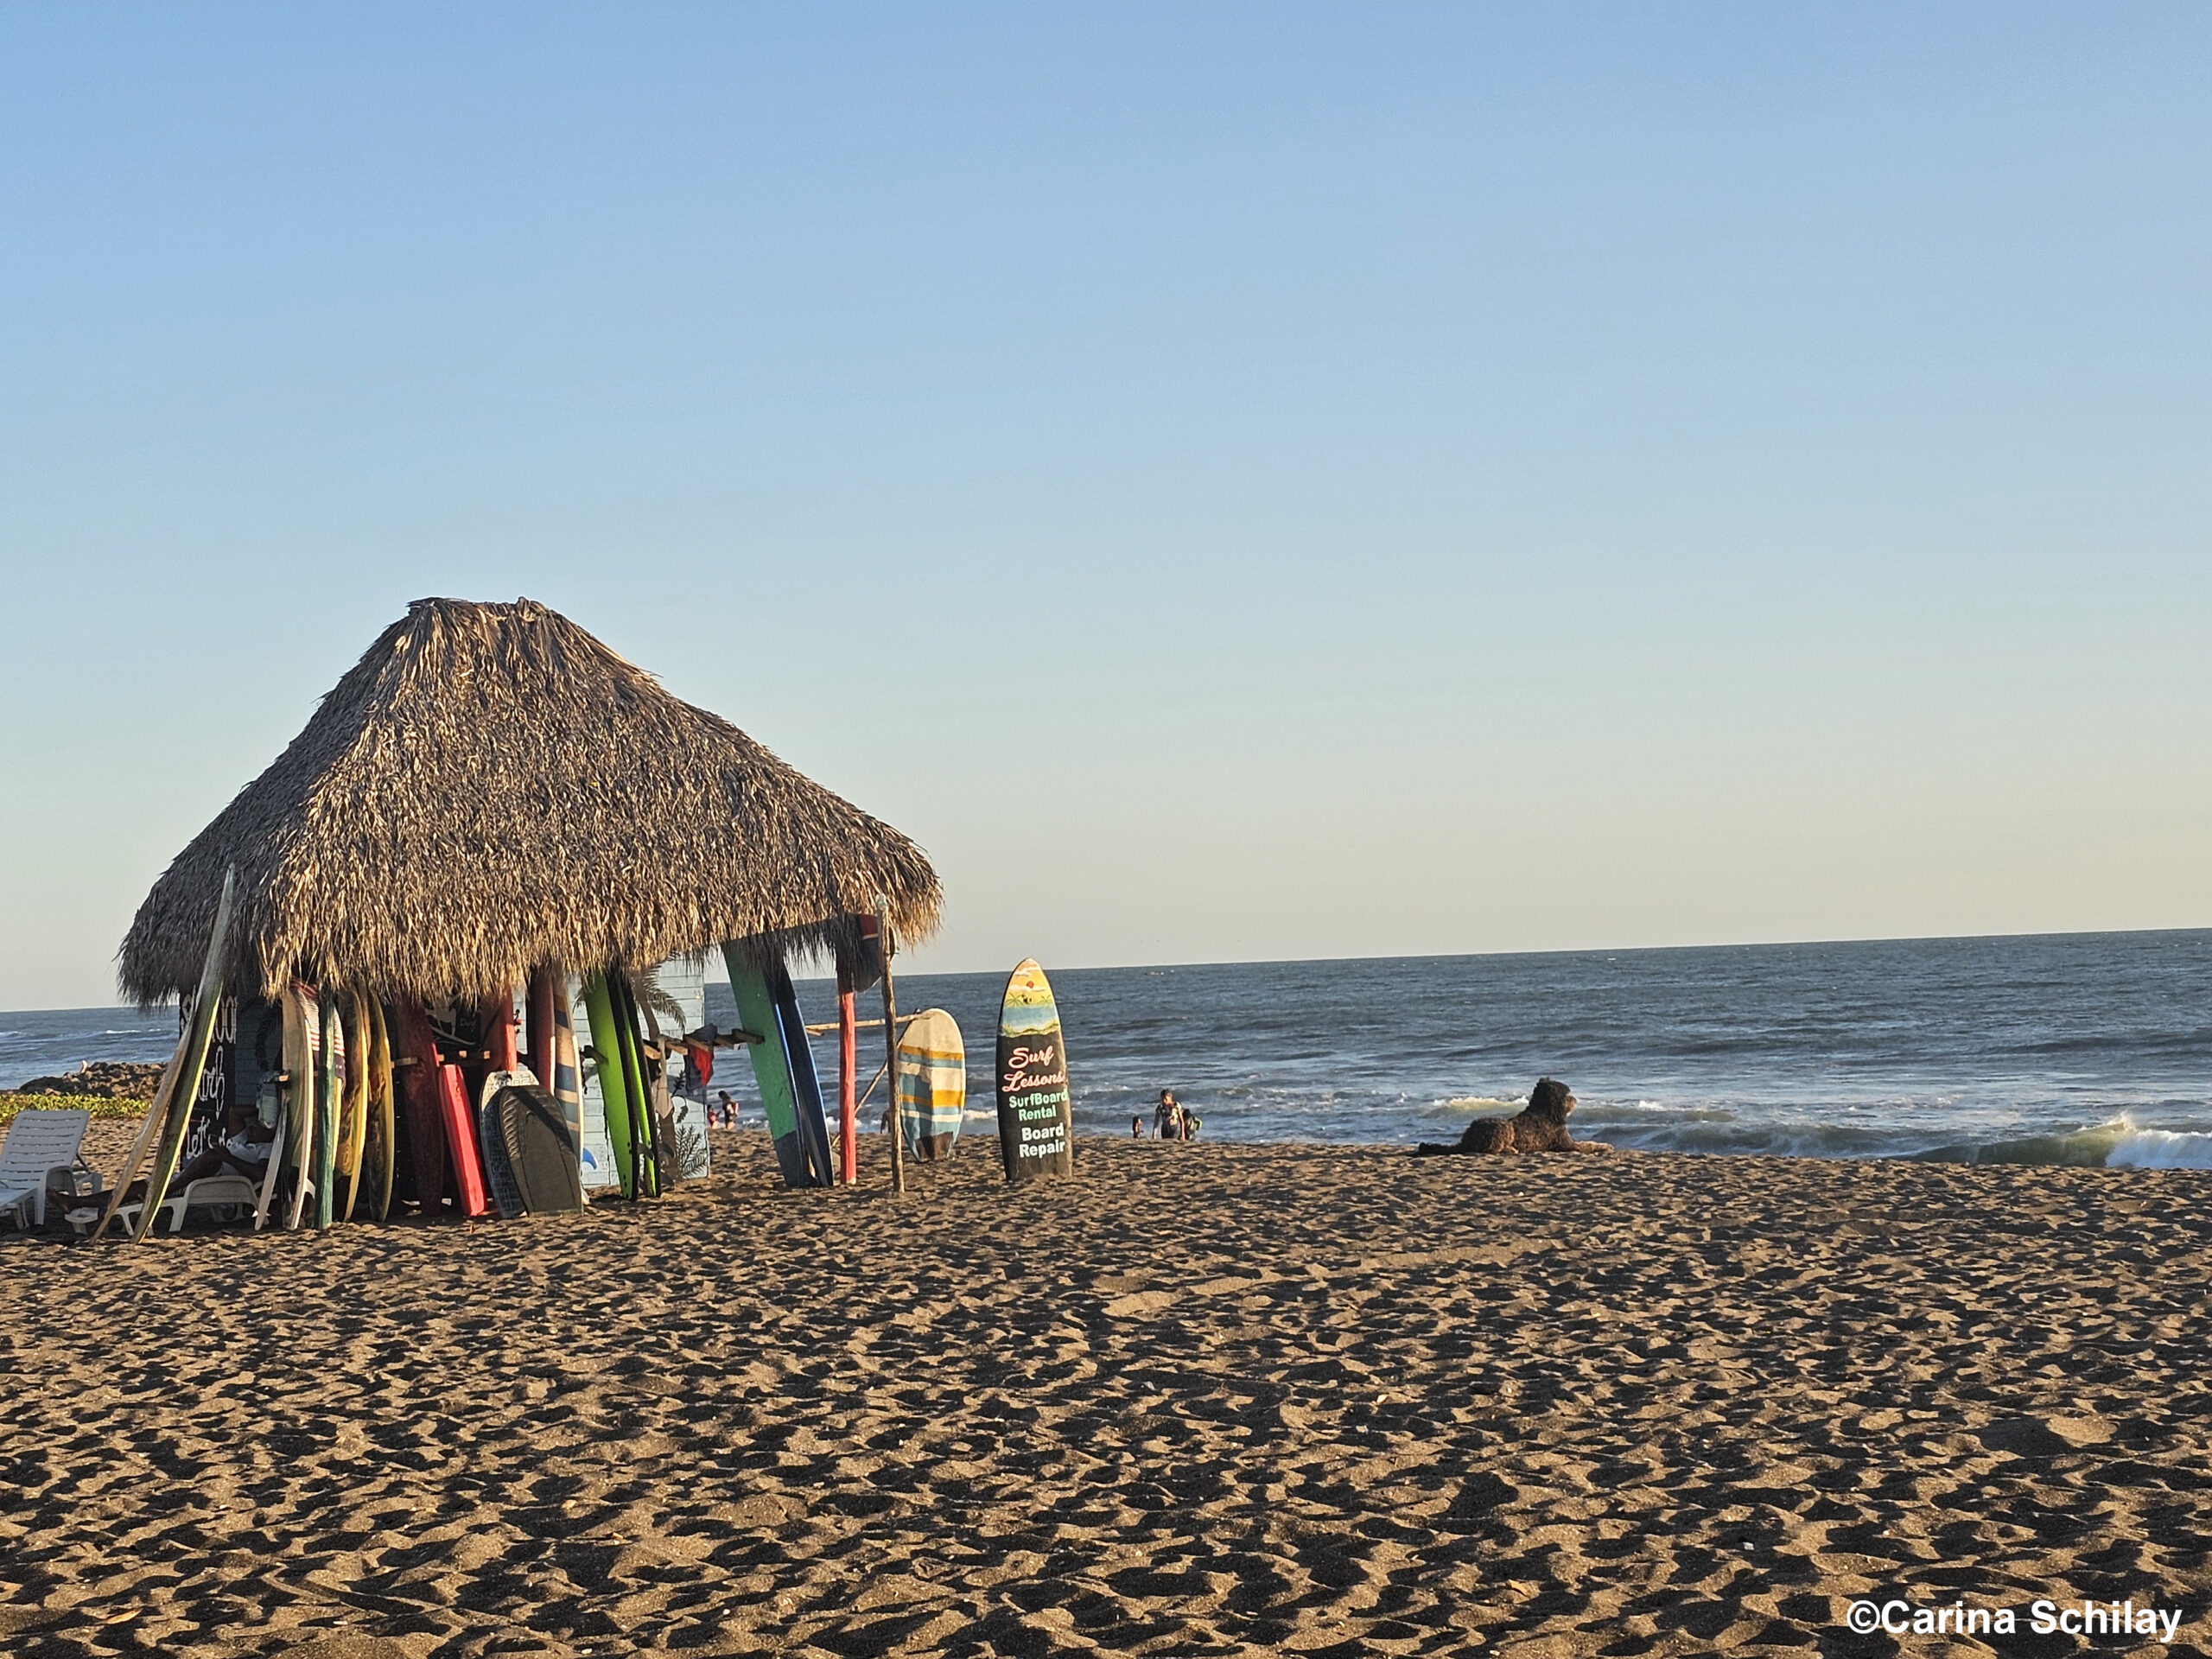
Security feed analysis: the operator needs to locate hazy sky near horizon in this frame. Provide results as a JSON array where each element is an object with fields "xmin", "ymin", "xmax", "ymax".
[{"xmin": 3, "ymin": 4, "xmax": 2208, "ymax": 1010}]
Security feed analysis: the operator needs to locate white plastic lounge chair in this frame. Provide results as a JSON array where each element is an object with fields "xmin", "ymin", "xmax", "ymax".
[
  {"xmin": 113, "ymin": 1173, "xmax": 261, "ymax": 1236},
  {"xmin": 0, "ymin": 1109, "xmax": 95, "ymax": 1230}
]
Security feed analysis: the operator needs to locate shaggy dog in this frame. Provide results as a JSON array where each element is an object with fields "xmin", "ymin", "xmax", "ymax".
[{"xmin": 1414, "ymin": 1077, "xmax": 1605, "ymax": 1155}]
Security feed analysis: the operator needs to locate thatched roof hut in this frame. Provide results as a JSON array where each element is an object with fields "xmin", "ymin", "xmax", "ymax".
[{"xmin": 119, "ymin": 597, "xmax": 940, "ymax": 1006}]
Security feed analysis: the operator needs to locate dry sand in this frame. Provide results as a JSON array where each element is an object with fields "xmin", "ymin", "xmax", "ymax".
[{"xmin": 5, "ymin": 1125, "xmax": 2211, "ymax": 1657}]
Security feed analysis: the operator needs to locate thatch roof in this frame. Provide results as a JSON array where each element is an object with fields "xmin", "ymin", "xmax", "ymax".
[{"xmin": 119, "ymin": 597, "xmax": 940, "ymax": 1006}]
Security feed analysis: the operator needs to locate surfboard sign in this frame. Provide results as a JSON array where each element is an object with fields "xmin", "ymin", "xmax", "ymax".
[
  {"xmin": 995, "ymin": 960, "xmax": 1072, "ymax": 1185},
  {"xmin": 895, "ymin": 1008, "xmax": 965, "ymax": 1161}
]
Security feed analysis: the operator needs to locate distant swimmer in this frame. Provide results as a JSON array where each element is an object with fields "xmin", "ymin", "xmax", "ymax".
[
  {"xmin": 1414, "ymin": 1077, "xmax": 1611, "ymax": 1156},
  {"xmin": 1155, "ymin": 1089, "xmax": 1203, "ymax": 1141}
]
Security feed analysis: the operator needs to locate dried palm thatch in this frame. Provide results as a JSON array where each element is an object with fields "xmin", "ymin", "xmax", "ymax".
[{"xmin": 119, "ymin": 597, "xmax": 940, "ymax": 1006}]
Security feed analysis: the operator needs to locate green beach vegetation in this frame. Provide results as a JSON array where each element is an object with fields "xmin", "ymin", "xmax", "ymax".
[{"xmin": 0, "ymin": 1093, "xmax": 148, "ymax": 1124}]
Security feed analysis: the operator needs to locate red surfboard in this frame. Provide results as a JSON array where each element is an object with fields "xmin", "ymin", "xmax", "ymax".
[
  {"xmin": 395, "ymin": 1000, "xmax": 449, "ymax": 1217},
  {"xmin": 437, "ymin": 1062, "xmax": 494, "ymax": 1218}
]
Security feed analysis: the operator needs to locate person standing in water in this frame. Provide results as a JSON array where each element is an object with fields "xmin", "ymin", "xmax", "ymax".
[{"xmin": 1154, "ymin": 1090, "xmax": 1203, "ymax": 1141}]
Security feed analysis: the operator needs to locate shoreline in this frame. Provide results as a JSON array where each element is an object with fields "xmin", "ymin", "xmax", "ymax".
[
  {"xmin": 8, "ymin": 1135, "xmax": 2211, "ymax": 1654},
  {"xmin": 23, "ymin": 1109, "xmax": 2212, "ymax": 1180}
]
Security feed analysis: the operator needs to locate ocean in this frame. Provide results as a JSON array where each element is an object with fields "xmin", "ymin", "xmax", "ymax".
[{"xmin": 9, "ymin": 930, "xmax": 2211, "ymax": 1167}]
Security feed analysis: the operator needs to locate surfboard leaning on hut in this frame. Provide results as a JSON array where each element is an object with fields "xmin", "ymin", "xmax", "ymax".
[{"xmin": 111, "ymin": 596, "xmax": 939, "ymax": 1233}]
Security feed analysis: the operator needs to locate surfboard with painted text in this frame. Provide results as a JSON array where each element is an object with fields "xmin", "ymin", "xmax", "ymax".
[
  {"xmin": 995, "ymin": 960, "xmax": 1072, "ymax": 1184},
  {"xmin": 895, "ymin": 1008, "xmax": 965, "ymax": 1161}
]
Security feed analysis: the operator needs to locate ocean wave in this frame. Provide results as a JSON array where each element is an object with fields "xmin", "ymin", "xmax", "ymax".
[
  {"xmin": 2106, "ymin": 1128, "xmax": 2212, "ymax": 1169},
  {"xmin": 1910, "ymin": 1127, "xmax": 2126, "ymax": 1167},
  {"xmin": 1908, "ymin": 1116, "xmax": 2212, "ymax": 1170}
]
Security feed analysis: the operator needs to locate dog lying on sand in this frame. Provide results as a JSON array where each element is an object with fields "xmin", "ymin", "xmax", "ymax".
[{"xmin": 1414, "ymin": 1077, "xmax": 1610, "ymax": 1155}]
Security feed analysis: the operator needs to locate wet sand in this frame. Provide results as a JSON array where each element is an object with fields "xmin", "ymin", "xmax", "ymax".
[{"xmin": 6, "ymin": 1128, "xmax": 2212, "ymax": 1656}]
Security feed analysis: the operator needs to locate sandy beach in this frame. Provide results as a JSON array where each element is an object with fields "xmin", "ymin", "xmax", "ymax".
[{"xmin": 6, "ymin": 1128, "xmax": 2211, "ymax": 1657}]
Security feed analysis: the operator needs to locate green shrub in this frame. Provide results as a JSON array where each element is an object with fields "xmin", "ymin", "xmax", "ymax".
[{"xmin": 0, "ymin": 1093, "xmax": 149, "ymax": 1123}]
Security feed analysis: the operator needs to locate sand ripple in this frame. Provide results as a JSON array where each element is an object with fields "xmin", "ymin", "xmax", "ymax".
[{"xmin": 4, "ymin": 1130, "xmax": 2211, "ymax": 1655}]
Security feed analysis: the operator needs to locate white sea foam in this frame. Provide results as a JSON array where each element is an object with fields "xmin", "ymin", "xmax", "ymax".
[{"xmin": 2106, "ymin": 1128, "xmax": 2212, "ymax": 1170}]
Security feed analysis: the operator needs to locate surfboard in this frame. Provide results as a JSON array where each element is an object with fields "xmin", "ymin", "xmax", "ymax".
[
  {"xmin": 995, "ymin": 959, "xmax": 1073, "ymax": 1185},
  {"xmin": 609, "ymin": 972, "xmax": 660, "ymax": 1197},
  {"xmin": 313, "ymin": 992, "xmax": 343, "ymax": 1229},
  {"xmin": 336, "ymin": 991, "xmax": 370, "ymax": 1220},
  {"xmin": 436, "ymin": 1062, "xmax": 493, "ymax": 1218},
  {"xmin": 582, "ymin": 973, "xmax": 639, "ymax": 1198},
  {"xmin": 129, "ymin": 866, "xmax": 238, "ymax": 1241},
  {"xmin": 490, "ymin": 1077, "xmax": 586, "ymax": 1216},
  {"xmin": 895, "ymin": 1008, "xmax": 966, "ymax": 1161},
  {"xmin": 631, "ymin": 976, "xmax": 688, "ymax": 1188},
  {"xmin": 364, "ymin": 998, "xmax": 395, "ymax": 1221},
  {"xmin": 721, "ymin": 945, "xmax": 832, "ymax": 1189},
  {"xmin": 393, "ymin": 1000, "xmax": 448, "ymax": 1217},
  {"xmin": 477, "ymin": 1066, "xmax": 535, "ymax": 1219},
  {"xmin": 548, "ymin": 976, "xmax": 585, "ymax": 1163},
  {"xmin": 771, "ymin": 965, "xmax": 836, "ymax": 1185},
  {"xmin": 283, "ymin": 981, "xmax": 321, "ymax": 1229},
  {"xmin": 526, "ymin": 968, "xmax": 556, "ymax": 1103},
  {"xmin": 252, "ymin": 1095, "xmax": 288, "ymax": 1231}
]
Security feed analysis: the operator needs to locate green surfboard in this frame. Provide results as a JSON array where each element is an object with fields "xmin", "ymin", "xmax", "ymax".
[
  {"xmin": 721, "ymin": 947, "xmax": 812, "ymax": 1188},
  {"xmin": 584, "ymin": 972, "xmax": 638, "ymax": 1198},
  {"xmin": 609, "ymin": 972, "xmax": 658, "ymax": 1198}
]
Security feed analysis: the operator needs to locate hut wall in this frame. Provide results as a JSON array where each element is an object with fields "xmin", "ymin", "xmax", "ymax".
[
  {"xmin": 651, "ymin": 957, "xmax": 711, "ymax": 1183},
  {"xmin": 235, "ymin": 997, "xmax": 285, "ymax": 1120}
]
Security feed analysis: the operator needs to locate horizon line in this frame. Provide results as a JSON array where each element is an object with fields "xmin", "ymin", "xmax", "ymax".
[{"xmin": 13, "ymin": 920, "xmax": 2208, "ymax": 1016}]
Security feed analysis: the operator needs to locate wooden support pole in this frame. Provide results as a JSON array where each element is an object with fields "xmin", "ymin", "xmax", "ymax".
[
  {"xmin": 837, "ymin": 982, "xmax": 858, "ymax": 1185},
  {"xmin": 879, "ymin": 910, "xmax": 904, "ymax": 1197},
  {"xmin": 484, "ymin": 989, "xmax": 518, "ymax": 1075}
]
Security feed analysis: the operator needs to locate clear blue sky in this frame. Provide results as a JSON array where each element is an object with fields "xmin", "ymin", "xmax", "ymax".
[{"xmin": 3, "ymin": 4, "xmax": 2208, "ymax": 1009}]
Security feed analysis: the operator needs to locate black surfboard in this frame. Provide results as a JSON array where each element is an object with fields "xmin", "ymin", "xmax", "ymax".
[{"xmin": 489, "ymin": 1078, "xmax": 585, "ymax": 1216}]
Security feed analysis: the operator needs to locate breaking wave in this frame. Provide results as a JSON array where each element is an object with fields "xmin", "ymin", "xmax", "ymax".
[{"xmin": 1910, "ymin": 1117, "xmax": 2212, "ymax": 1170}]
